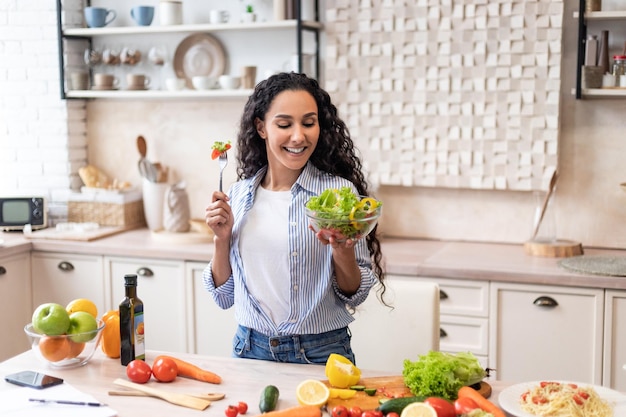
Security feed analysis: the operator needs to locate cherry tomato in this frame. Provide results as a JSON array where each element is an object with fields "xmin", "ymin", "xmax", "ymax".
[
  {"xmin": 362, "ymin": 411, "xmax": 379, "ymax": 417},
  {"xmin": 332, "ymin": 405, "xmax": 349, "ymax": 417},
  {"xmin": 424, "ymin": 397, "xmax": 456, "ymax": 417},
  {"xmin": 237, "ymin": 401, "xmax": 248, "ymax": 414},
  {"xmin": 126, "ymin": 359, "xmax": 152, "ymax": 384},
  {"xmin": 225, "ymin": 405, "xmax": 239, "ymax": 417},
  {"xmin": 454, "ymin": 397, "xmax": 480, "ymax": 414},
  {"xmin": 151, "ymin": 357, "xmax": 178, "ymax": 382},
  {"xmin": 348, "ymin": 405, "xmax": 362, "ymax": 417},
  {"xmin": 387, "ymin": 413, "xmax": 400, "ymax": 417}
]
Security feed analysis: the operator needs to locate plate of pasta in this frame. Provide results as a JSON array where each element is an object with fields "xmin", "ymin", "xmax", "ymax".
[{"xmin": 498, "ymin": 380, "xmax": 626, "ymax": 417}]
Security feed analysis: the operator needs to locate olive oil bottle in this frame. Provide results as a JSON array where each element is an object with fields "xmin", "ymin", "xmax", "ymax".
[{"xmin": 119, "ymin": 274, "xmax": 145, "ymax": 365}]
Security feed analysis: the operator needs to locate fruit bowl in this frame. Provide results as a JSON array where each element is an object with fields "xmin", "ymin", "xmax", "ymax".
[
  {"xmin": 24, "ymin": 320, "xmax": 105, "ymax": 368},
  {"xmin": 305, "ymin": 200, "xmax": 382, "ymax": 242}
]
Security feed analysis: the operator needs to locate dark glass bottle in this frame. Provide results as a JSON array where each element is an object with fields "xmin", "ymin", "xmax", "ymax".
[{"xmin": 119, "ymin": 274, "xmax": 145, "ymax": 366}]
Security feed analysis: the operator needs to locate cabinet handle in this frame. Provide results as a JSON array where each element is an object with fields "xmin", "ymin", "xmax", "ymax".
[
  {"xmin": 439, "ymin": 290, "xmax": 448, "ymax": 300},
  {"xmin": 136, "ymin": 267, "xmax": 154, "ymax": 277},
  {"xmin": 533, "ymin": 296, "xmax": 558, "ymax": 308},
  {"xmin": 0, "ymin": 266, "xmax": 6, "ymax": 275},
  {"xmin": 58, "ymin": 261, "xmax": 74, "ymax": 272},
  {"xmin": 440, "ymin": 328, "xmax": 448, "ymax": 338}
]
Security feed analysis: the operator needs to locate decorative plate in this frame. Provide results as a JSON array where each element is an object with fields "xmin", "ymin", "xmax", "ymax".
[
  {"xmin": 173, "ymin": 33, "xmax": 227, "ymax": 89},
  {"xmin": 498, "ymin": 380, "xmax": 626, "ymax": 417}
]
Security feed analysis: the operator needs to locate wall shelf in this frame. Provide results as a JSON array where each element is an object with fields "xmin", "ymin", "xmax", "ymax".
[{"xmin": 65, "ymin": 89, "xmax": 253, "ymax": 100}]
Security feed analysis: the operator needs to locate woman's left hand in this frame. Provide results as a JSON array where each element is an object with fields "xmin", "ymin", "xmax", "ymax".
[{"xmin": 309, "ymin": 225, "xmax": 356, "ymax": 250}]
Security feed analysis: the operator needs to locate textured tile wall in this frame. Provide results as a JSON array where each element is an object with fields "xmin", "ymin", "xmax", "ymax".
[{"xmin": 325, "ymin": 0, "xmax": 562, "ymax": 191}]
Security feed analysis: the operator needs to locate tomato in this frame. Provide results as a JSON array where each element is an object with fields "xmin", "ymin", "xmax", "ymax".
[
  {"xmin": 126, "ymin": 359, "xmax": 152, "ymax": 384},
  {"xmin": 348, "ymin": 405, "xmax": 362, "ymax": 417},
  {"xmin": 151, "ymin": 357, "xmax": 178, "ymax": 382},
  {"xmin": 424, "ymin": 397, "xmax": 456, "ymax": 417},
  {"xmin": 387, "ymin": 413, "xmax": 400, "ymax": 417},
  {"xmin": 237, "ymin": 401, "xmax": 248, "ymax": 414},
  {"xmin": 362, "ymin": 412, "xmax": 380, "ymax": 417},
  {"xmin": 225, "ymin": 405, "xmax": 238, "ymax": 417},
  {"xmin": 332, "ymin": 405, "xmax": 349, "ymax": 417},
  {"xmin": 454, "ymin": 397, "xmax": 480, "ymax": 414}
]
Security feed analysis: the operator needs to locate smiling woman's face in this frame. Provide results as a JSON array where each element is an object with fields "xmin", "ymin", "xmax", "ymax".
[{"xmin": 255, "ymin": 89, "xmax": 320, "ymax": 188}]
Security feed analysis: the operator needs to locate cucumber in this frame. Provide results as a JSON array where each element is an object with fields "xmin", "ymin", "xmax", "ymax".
[
  {"xmin": 350, "ymin": 385, "xmax": 366, "ymax": 391},
  {"xmin": 376, "ymin": 396, "xmax": 425, "ymax": 415},
  {"xmin": 259, "ymin": 385, "xmax": 280, "ymax": 413},
  {"xmin": 364, "ymin": 388, "xmax": 377, "ymax": 396}
]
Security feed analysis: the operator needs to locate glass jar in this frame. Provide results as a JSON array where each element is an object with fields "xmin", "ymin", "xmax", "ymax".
[{"xmin": 612, "ymin": 55, "xmax": 626, "ymax": 87}]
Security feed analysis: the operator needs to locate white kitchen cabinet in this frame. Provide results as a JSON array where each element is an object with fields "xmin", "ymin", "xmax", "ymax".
[
  {"xmin": 603, "ymin": 290, "xmax": 626, "ymax": 391},
  {"xmin": 185, "ymin": 262, "xmax": 237, "ymax": 357},
  {"xmin": 0, "ymin": 251, "xmax": 32, "ymax": 361},
  {"xmin": 31, "ymin": 252, "xmax": 106, "ymax": 317},
  {"xmin": 420, "ymin": 277, "xmax": 490, "ymax": 367},
  {"xmin": 489, "ymin": 282, "xmax": 604, "ymax": 384},
  {"xmin": 106, "ymin": 256, "xmax": 188, "ymax": 353}
]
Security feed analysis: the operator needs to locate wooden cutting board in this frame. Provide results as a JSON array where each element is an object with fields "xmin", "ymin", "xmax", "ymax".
[{"xmin": 324, "ymin": 376, "xmax": 491, "ymax": 411}]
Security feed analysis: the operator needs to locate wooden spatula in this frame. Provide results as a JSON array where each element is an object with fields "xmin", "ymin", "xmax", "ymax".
[
  {"xmin": 108, "ymin": 389, "xmax": 225, "ymax": 401},
  {"xmin": 113, "ymin": 378, "xmax": 211, "ymax": 410}
]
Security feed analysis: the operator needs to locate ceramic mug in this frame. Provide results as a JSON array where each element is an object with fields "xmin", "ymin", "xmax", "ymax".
[
  {"xmin": 131, "ymin": 6, "xmax": 155, "ymax": 26},
  {"xmin": 84, "ymin": 7, "xmax": 116, "ymax": 28},
  {"xmin": 209, "ymin": 10, "xmax": 229, "ymax": 24},
  {"xmin": 192, "ymin": 76, "xmax": 218, "ymax": 90},
  {"xmin": 159, "ymin": 0, "xmax": 182, "ymax": 25},
  {"xmin": 93, "ymin": 73, "xmax": 119, "ymax": 89},
  {"xmin": 126, "ymin": 74, "xmax": 151, "ymax": 90},
  {"xmin": 165, "ymin": 77, "xmax": 185, "ymax": 91},
  {"xmin": 69, "ymin": 71, "xmax": 89, "ymax": 90}
]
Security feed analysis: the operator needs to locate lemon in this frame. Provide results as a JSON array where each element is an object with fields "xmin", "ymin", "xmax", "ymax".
[
  {"xmin": 329, "ymin": 388, "xmax": 357, "ymax": 399},
  {"xmin": 66, "ymin": 298, "xmax": 98, "ymax": 319},
  {"xmin": 400, "ymin": 403, "xmax": 438, "ymax": 417},
  {"xmin": 296, "ymin": 379, "xmax": 330, "ymax": 407},
  {"xmin": 325, "ymin": 353, "xmax": 361, "ymax": 388}
]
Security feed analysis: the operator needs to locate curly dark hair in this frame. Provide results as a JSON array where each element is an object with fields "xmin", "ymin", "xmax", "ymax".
[{"xmin": 235, "ymin": 72, "xmax": 386, "ymax": 301}]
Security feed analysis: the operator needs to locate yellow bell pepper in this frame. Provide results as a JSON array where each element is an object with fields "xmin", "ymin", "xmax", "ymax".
[
  {"xmin": 100, "ymin": 310, "xmax": 120, "ymax": 359},
  {"xmin": 325, "ymin": 353, "xmax": 361, "ymax": 388}
]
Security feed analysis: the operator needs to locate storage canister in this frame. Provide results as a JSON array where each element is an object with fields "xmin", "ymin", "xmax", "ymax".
[
  {"xmin": 159, "ymin": 0, "xmax": 182, "ymax": 25},
  {"xmin": 612, "ymin": 55, "xmax": 626, "ymax": 87}
]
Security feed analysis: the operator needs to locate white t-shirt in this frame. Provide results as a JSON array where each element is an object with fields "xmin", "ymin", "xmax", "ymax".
[{"xmin": 239, "ymin": 186, "xmax": 291, "ymax": 326}]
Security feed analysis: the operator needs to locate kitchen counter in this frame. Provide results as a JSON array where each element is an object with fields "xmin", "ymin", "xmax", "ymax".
[
  {"xmin": 2, "ymin": 229, "xmax": 626, "ymax": 289},
  {"xmin": 0, "ymin": 349, "xmax": 517, "ymax": 417}
]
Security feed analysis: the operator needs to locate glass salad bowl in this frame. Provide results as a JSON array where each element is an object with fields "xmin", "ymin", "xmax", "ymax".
[{"xmin": 305, "ymin": 191, "xmax": 382, "ymax": 242}]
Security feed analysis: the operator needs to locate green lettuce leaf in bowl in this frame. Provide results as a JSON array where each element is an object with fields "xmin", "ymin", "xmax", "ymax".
[{"xmin": 305, "ymin": 187, "xmax": 382, "ymax": 242}]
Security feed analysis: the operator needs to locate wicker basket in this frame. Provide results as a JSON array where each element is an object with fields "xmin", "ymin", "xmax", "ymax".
[{"xmin": 68, "ymin": 191, "xmax": 146, "ymax": 227}]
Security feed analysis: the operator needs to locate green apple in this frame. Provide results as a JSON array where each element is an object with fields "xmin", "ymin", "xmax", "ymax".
[
  {"xmin": 67, "ymin": 311, "xmax": 98, "ymax": 343},
  {"xmin": 32, "ymin": 303, "xmax": 70, "ymax": 336}
]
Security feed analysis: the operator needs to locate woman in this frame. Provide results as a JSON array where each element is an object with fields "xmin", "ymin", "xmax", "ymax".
[{"xmin": 203, "ymin": 72, "xmax": 385, "ymax": 364}]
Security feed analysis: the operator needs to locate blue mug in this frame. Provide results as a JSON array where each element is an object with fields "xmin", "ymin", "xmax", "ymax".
[
  {"xmin": 84, "ymin": 7, "xmax": 116, "ymax": 28},
  {"xmin": 131, "ymin": 6, "xmax": 155, "ymax": 26}
]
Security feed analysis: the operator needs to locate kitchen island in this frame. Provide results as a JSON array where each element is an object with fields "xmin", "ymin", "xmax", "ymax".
[{"xmin": 0, "ymin": 349, "xmax": 516, "ymax": 417}]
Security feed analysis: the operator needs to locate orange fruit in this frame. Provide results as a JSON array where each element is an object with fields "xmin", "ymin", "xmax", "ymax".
[
  {"xmin": 39, "ymin": 336, "xmax": 71, "ymax": 362},
  {"xmin": 66, "ymin": 340, "xmax": 85, "ymax": 358},
  {"xmin": 66, "ymin": 298, "xmax": 98, "ymax": 318}
]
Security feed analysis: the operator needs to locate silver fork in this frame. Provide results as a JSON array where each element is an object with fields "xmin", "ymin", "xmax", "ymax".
[{"xmin": 218, "ymin": 152, "xmax": 228, "ymax": 192}]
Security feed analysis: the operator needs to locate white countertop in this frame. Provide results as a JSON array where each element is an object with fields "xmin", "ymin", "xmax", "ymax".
[{"xmin": 2, "ymin": 229, "xmax": 626, "ymax": 289}]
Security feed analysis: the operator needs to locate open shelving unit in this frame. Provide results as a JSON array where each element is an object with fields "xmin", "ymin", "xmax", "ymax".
[
  {"xmin": 55, "ymin": 1, "xmax": 323, "ymax": 100},
  {"xmin": 574, "ymin": 0, "xmax": 626, "ymax": 99}
]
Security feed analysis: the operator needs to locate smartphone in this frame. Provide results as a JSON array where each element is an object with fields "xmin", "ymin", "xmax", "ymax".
[{"xmin": 4, "ymin": 371, "xmax": 64, "ymax": 389}]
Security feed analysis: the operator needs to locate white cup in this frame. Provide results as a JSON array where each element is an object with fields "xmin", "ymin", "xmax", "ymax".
[
  {"xmin": 142, "ymin": 179, "xmax": 170, "ymax": 231},
  {"xmin": 192, "ymin": 76, "xmax": 218, "ymax": 90},
  {"xmin": 159, "ymin": 0, "xmax": 182, "ymax": 25},
  {"xmin": 165, "ymin": 77, "xmax": 185, "ymax": 91},
  {"xmin": 209, "ymin": 9, "xmax": 229, "ymax": 24},
  {"xmin": 218, "ymin": 75, "xmax": 241, "ymax": 90}
]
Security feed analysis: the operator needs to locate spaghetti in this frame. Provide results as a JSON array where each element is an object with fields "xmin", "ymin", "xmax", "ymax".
[{"xmin": 519, "ymin": 381, "xmax": 613, "ymax": 417}]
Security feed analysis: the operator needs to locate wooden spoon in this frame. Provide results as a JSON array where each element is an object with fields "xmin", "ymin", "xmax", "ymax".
[
  {"xmin": 137, "ymin": 135, "xmax": 147, "ymax": 158},
  {"xmin": 108, "ymin": 389, "xmax": 225, "ymax": 401},
  {"xmin": 113, "ymin": 378, "xmax": 211, "ymax": 410},
  {"xmin": 532, "ymin": 170, "xmax": 558, "ymax": 240}
]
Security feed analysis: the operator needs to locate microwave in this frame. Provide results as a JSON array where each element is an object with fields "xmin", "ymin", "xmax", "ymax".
[{"xmin": 0, "ymin": 197, "xmax": 47, "ymax": 231}]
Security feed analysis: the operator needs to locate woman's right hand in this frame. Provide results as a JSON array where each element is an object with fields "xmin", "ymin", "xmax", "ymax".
[{"xmin": 205, "ymin": 191, "xmax": 233, "ymax": 239}]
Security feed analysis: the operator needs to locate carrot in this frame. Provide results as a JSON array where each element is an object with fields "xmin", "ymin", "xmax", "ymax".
[
  {"xmin": 154, "ymin": 355, "xmax": 222, "ymax": 384},
  {"xmin": 458, "ymin": 385, "xmax": 506, "ymax": 417},
  {"xmin": 251, "ymin": 405, "xmax": 322, "ymax": 417}
]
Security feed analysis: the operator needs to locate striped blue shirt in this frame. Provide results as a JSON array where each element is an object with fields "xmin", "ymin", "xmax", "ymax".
[{"xmin": 202, "ymin": 162, "xmax": 377, "ymax": 336}]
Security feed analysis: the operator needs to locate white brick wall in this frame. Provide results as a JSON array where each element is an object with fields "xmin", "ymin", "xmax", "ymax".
[{"xmin": 0, "ymin": 0, "xmax": 87, "ymax": 224}]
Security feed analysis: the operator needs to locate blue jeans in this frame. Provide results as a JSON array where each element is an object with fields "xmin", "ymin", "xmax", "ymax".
[{"xmin": 232, "ymin": 325, "xmax": 355, "ymax": 364}]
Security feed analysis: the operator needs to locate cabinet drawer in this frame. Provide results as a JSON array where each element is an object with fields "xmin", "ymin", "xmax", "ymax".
[
  {"xmin": 440, "ymin": 315, "xmax": 488, "ymax": 355},
  {"xmin": 423, "ymin": 277, "xmax": 489, "ymax": 317},
  {"xmin": 604, "ymin": 290, "xmax": 626, "ymax": 391}
]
